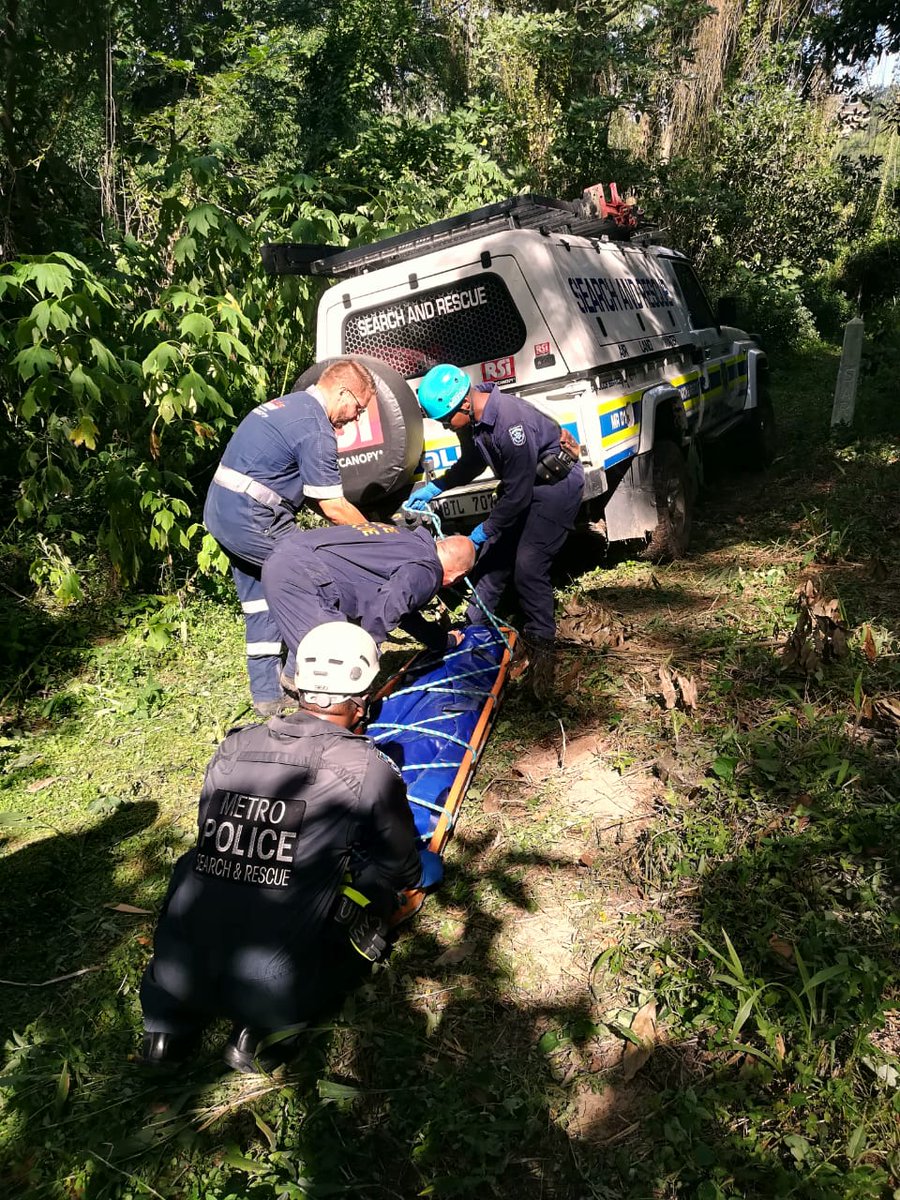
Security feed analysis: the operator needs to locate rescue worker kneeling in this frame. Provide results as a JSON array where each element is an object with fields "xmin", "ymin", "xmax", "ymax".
[{"xmin": 139, "ymin": 623, "xmax": 440, "ymax": 1073}]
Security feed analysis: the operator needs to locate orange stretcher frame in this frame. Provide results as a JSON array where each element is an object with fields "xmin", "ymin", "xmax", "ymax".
[{"xmin": 372, "ymin": 627, "xmax": 517, "ymax": 924}]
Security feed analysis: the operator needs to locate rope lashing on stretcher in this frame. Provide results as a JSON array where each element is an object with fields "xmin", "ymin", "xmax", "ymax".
[
  {"xmin": 368, "ymin": 505, "xmax": 517, "ymax": 845},
  {"xmin": 416, "ymin": 506, "xmax": 515, "ymax": 655}
]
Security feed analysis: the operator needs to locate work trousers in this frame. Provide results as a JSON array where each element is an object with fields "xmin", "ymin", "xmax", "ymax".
[
  {"xmin": 262, "ymin": 552, "xmax": 345, "ymax": 672},
  {"xmin": 203, "ymin": 485, "xmax": 297, "ymax": 702},
  {"xmin": 140, "ymin": 858, "xmax": 371, "ymax": 1035},
  {"xmin": 467, "ymin": 469, "xmax": 584, "ymax": 642}
]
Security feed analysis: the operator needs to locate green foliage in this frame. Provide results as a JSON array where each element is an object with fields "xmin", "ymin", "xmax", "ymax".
[
  {"xmin": 725, "ymin": 260, "xmax": 818, "ymax": 351},
  {"xmin": 839, "ymin": 236, "xmax": 900, "ymax": 309}
]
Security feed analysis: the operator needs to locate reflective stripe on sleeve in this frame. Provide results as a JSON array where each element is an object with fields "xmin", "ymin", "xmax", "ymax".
[
  {"xmin": 241, "ymin": 598, "xmax": 269, "ymax": 614},
  {"xmin": 304, "ymin": 484, "xmax": 345, "ymax": 500},
  {"xmin": 246, "ymin": 640, "xmax": 282, "ymax": 656}
]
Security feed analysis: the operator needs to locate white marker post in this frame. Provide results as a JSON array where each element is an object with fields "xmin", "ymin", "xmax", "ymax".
[{"xmin": 831, "ymin": 317, "xmax": 864, "ymax": 428}]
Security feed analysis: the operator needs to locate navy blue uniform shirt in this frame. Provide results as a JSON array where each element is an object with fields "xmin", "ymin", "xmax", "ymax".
[
  {"xmin": 438, "ymin": 385, "xmax": 567, "ymax": 538},
  {"xmin": 265, "ymin": 522, "xmax": 445, "ymax": 648},
  {"xmin": 220, "ymin": 389, "xmax": 344, "ymax": 508}
]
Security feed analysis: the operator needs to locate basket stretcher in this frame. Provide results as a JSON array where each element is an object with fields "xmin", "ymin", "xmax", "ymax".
[{"xmin": 367, "ymin": 624, "xmax": 516, "ymax": 920}]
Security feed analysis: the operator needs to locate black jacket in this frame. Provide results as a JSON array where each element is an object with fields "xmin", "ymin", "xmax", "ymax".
[{"xmin": 146, "ymin": 712, "xmax": 421, "ymax": 1024}]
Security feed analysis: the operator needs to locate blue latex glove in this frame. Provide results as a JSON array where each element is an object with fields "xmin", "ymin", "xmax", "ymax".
[
  {"xmin": 417, "ymin": 848, "xmax": 444, "ymax": 889},
  {"xmin": 404, "ymin": 481, "xmax": 442, "ymax": 511},
  {"xmin": 469, "ymin": 523, "xmax": 489, "ymax": 548}
]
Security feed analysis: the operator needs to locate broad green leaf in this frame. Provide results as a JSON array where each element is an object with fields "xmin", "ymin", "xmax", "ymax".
[
  {"xmin": 846, "ymin": 1123, "xmax": 866, "ymax": 1159},
  {"xmin": 89, "ymin": 337, "xmax": 117, "ymax": 374},
  {"xmin": 222, "ymin": 1147, "xmax": 264, "ymax": 1174},
  {"xmin": 69, "ymin": 365, "xmax": 101, "ymax": 403},
  {"xmin": 711, "ymin": 756, "xmax": 737, "ymax": 782},
  {"xmin": 185, "ymin": 204, "xmax": 220, "ymax": 236},
  {"xmin": 214, "ymin": 330, "xmax": 251, "ymax": 360},
  {"xmin": 19, "ymin": 385, "xmax": 40, "ymax": 420},
  {"xmin": 179, "ymin": 312, "xmax": 214, "ymax": 340},
  {"xmin": 32, "ymin": 299, "xmax": 52, "ymax": 336},
  {"xmin": 167, "ymin": 289, "xmax": 199, "ymax": 311},
  {"xmin": 68, "ymin": 291, "xmax": 101, "ymax": 325},
  {"xmin": 173, "ymin": 235, "xmax": 197, "ymax": 265},
  {"xmin": 176, "ymin": 370, "xmax": 207, "ymax": 408},
  {"xmin": 136, "ymin": 309, "xmax": 165, "ymax": 331},
  {"xmin": 142, "ymin": 342, "xmax": 180, "ymax": 374},
  {"xmin": 13, "ymin": 345, "xmax": 56, "ymax": 380},
  {"xmin": 20, "ymin": 262, "xmax": 73, "ymax": 298}
]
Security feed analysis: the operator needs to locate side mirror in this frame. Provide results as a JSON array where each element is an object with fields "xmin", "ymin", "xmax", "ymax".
[{"xmin": 716, "ymin": 295, "xmax": 738, "ymax": 326}]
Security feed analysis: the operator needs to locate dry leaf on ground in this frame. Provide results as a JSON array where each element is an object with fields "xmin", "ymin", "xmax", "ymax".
[
  {"xmin": 863, "ymin": 626, "xmax": 878, "ymax": 664},
  {"xmin": 658, "ymin": 667, "xmax": 678, "ymax": 710},
  {"xmin": 781, "ymin": 577, "xmax": 848, "ymax": 673},
  {"xmin": 768, "ymin": 934, "xmax": 795, "ymax": 961},
  {"xmin": 104, "ymin": 903, "xmax": 152, "ymax": 915},
  {"xmin": 622, "ymin": 999, "xmax": 658, "ymax": 1081},
  {"xmin": 874, "ymin": 697, "xmax": 900, "ymax": 728},
  {"xmin": 26, "ymin": 777, "xmax": 57, "ymax": 793},
  {"xmin": 557, "ymin": 597, "xmax": 628, "ymax": 648},
  {"xmin": 675, "ymin": 673, "xmax": 699, "ymax": 710},
  {"xmin": 434, "ymin": 941, "xmax": 475, "ymax": 967}
]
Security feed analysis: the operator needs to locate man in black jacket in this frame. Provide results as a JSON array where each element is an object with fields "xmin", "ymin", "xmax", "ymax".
[{"xmin": 140, "ymin": 623, "xmax": 437, "ymax": 1072}]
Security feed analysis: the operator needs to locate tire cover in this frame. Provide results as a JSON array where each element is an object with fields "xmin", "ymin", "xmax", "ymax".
[{"xmin": 294, "ymin": 355, "xmax": 424, "ymax": 508}]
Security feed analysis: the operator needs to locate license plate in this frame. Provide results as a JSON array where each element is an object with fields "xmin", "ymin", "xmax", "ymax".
[{"xmin": 433, "ymin": 489, "xmax": 495, "ymax": 521}]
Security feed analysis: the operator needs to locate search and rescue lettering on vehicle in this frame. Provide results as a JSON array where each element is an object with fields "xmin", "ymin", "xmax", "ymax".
[
  {"xmin": 350, "ymin": 285, "xmax": 490, "ymax": 338},
  {"xmin": 567, "ymin": 274, "xmax": 675, "ymax": 315}
]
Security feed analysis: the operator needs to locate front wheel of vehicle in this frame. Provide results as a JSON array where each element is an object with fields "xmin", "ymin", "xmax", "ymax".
[
  {"xmin": 740, "ymin": 395, "xmax": 777, "ymax": 470},
  {"xmin": 641, "ymin": 440, "xmax": 693, "ymax": 562}
]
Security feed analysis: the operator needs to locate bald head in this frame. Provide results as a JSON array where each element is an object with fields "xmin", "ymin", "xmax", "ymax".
[{"xmin": 435, "ymin": 535, "xmax": 476, "ymax": 585}]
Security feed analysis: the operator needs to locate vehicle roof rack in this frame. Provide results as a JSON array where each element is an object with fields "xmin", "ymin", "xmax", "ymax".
[{"xmin": 262, "ymin": 183, "xmax": 644, "ymax": 279}]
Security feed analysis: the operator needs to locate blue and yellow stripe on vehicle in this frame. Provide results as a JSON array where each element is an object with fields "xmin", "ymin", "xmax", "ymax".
[{"xmin": 594, "ymin": 390, "xmax": 642, "ymax": 467}]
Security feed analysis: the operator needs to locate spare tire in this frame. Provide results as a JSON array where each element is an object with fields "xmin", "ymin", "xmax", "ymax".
[{"xmin": 294, "ymin": 355, "xmax": 424, "ymax": 510}]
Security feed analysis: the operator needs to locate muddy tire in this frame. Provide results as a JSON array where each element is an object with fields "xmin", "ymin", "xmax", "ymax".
[
  {"xmin": 294, "ymin": 355, "xmax": 424, "ymax": 509},
  {"xmin": 739, "ymin": 395, "xmax": 777, "ymax": 470},
  {"xmin": 641, "ymin": 440, "xmax": 692, "ymax": 562}
]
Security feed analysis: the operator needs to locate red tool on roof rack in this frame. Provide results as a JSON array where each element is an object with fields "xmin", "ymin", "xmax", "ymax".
[{"xmin": 581, "ymin": 182, "xmax": 640, "ymax": 233}]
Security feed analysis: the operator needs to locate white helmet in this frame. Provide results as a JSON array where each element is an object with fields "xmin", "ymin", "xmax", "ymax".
[{"xmin": 295, "ymin": 622, "xmax": 380, "ymax": 706}]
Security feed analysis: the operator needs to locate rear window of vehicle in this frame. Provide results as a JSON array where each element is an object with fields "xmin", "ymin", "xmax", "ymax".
[{"xmin": 342, "ymin": 272, "xmax": 526, "ymax": 379}]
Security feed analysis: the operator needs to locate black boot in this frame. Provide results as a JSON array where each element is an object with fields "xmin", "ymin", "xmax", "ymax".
[
  {"xmin": 222, "ymin": 1024, "xmax": 306, "ymax": 1074},
  {"xmin": 141, "ymin": 1031, "xmax": 199, "ymax": 1068}
]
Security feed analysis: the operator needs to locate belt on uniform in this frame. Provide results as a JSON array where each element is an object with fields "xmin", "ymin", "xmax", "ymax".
[{"xmin": 213, "ymin": 464, "xmax": 292, "ymax": 510}]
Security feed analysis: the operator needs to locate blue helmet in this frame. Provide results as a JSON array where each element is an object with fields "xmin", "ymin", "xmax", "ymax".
[{"xmin": 418, "ymin": 364, "xmax": 471, "ymax": 422}]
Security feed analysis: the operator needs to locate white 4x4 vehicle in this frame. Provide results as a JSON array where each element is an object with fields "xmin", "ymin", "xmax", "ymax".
[{"xmin": 264, "ymin": 185, "xmax": 773, "ymax": 558}]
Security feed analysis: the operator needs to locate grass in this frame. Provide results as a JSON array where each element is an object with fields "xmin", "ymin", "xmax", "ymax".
[{"xmin": 1, "ymin": 338, "xmax": 900, "ymax": 1198}]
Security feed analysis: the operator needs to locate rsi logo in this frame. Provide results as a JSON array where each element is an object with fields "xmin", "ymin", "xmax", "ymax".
[
  {"xmin": 481, "ymin": 355, "xmax": 515, "ymax": 383},
  {"xmin": 336, "ymin": 399, "xmax": 385, "ymax": 451}
]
